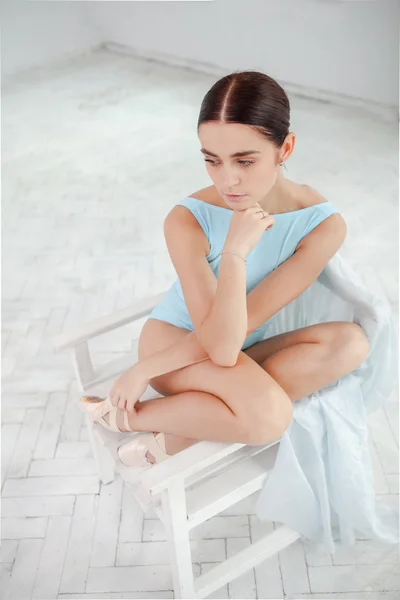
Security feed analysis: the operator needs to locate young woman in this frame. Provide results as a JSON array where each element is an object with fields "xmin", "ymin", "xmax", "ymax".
[{"xmin": 81, "ymin": 70, "xmax": 370, "ymax": 467}]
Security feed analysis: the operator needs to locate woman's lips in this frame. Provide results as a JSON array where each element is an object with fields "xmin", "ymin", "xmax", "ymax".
[{"xmin": 224, "ymin": 194, "xmax": 247, "ymax": 201}]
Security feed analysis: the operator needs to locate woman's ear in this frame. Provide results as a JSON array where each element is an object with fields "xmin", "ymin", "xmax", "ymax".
[{"xmin": 281, "ymin": 132, "xmax": 296, "ymax": 162}]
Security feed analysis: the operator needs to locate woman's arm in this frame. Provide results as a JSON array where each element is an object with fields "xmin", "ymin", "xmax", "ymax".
[
  {"xmin": 131, "ymin": 214, "xmax": 347, "ymax": 388},
  {"xmin": 163, "ymin": 206, "xmax": 249, "ymax": 365},
  {"xmin": 112, "ymin": 209, "xmax": 346, "ymax": 411},
  {"xmin": 190, "ymin": 204, "xmax": 272, "ymax": 365},
  {"xmin": 246, "ymin": 213, "xmax": 347, "ymax": 333},
  {"xmin": 196, "ymin": 252, "xmax": 248, "ymax": 366},
  {"xmin": 136, "ymin": 214, "xmax": 347, "ymax": 382},
  {"xmin": 138, "ymin": 330, "xmax": 210, "ymax": 380}
]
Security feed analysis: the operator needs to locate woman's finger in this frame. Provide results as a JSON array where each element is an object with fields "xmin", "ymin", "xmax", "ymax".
[
  {"xmin": 263, "ymin": 215, "xmax": 275, "ymax": 228},
  {"xmin": 126, "ymin": 397, "xmax": 135, "ymax": 414},
  {"xmin": 109, "ymin": 387, "xmax": 119, "ymax": 406},
  {"xmin": 111, "ymin": 394, "xmax": 120, "ymax": 407}
]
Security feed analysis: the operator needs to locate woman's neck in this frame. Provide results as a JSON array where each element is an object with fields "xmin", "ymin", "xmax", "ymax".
[{"xmin": 258, "ymin": 173, "xmax": 298, "ymax": 215}]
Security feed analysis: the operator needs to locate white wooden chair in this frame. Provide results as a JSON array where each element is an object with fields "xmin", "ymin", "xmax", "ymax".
[{"xmin": 53, "ymin": 292, "xmax": 301, "ymax": 599}]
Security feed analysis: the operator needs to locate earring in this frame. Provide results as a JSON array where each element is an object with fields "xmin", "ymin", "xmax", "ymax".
[{"xmin": 279, "ymin": 161, "xmax": 288, "ymax": 171}]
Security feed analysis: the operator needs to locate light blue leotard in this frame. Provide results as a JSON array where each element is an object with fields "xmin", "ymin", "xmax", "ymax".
[{"xmin": 149, "ymin": 196, "xmax": 341, "ymax": 350}]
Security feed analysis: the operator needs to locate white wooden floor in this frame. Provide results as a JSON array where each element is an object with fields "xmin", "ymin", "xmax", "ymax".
[{"xmin": 1, "ymin": 47, "xmax": 399, "ymax": 599}]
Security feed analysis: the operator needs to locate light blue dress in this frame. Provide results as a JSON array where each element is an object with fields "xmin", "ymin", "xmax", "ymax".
[
  {"xmin": 149, "ymin": 196, "xmax": 340, "ymax": 347},
  {"xmin": 148, "ymin": 195, "xmax": 399, "ymax": 552}
]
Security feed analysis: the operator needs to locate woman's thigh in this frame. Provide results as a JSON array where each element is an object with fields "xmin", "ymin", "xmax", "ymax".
[
  {"xmin": 138, "ymin": 318, "xmax": 292, "ymax": 426},
  {"xmin": 243, "ymin": 321, "xmax": 368, "ymax": 366}
]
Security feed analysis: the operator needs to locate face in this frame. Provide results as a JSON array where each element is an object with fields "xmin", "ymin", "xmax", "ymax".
[{"xmin": 198, "ymin": 121, "xmax": 293, "ymax": 210}]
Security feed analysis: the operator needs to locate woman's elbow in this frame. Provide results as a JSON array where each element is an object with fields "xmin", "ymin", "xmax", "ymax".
[{"xmin": 196, "ymin": 323, "xmax": 244, "ymax": 367}]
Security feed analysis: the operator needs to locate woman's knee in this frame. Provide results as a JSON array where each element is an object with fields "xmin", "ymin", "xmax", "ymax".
[
  {"xmin": 332, "ymin": 322, "xmax": 370, "ymax": 369},
  {"xmin": 242, "ymin": 387, "xmax": 294, "ymax": 445}
]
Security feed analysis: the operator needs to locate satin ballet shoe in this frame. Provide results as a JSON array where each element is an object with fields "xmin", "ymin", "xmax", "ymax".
[
  {"xmin": 80, "ymin": 396, "xmax": 134, "ymax": 433},
  {"xmin": 117, "ymin": 432, "xmax": 170, "ymax": 467}
]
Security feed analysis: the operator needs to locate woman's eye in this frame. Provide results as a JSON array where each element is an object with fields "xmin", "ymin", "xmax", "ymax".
[{"xmin": 204, "ymin": 159, "xmax": 254, "ymax": 167}]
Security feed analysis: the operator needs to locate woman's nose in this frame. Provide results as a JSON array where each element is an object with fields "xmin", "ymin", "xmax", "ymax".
[{"xmin": 221, "ymin": 168, "xmax": 240, "ymax": 188}]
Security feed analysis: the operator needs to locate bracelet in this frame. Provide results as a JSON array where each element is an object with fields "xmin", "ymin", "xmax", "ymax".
[{"xmin": 221, "ymin": 251, "xmax": 247, "ymax": 263}]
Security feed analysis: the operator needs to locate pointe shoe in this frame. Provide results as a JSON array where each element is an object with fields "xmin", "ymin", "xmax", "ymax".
[
  {"xmin": 80, "ymin": 396, "xmax": 134, "ymax": 433},
  {"xmin": 117, "ymin": 432, "xmax": 170, "ymax": 467}
]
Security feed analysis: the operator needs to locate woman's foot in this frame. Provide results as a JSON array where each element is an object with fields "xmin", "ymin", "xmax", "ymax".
[
  {"xmin": 101, "ymin": 404, "xmax": 197, "ymax": 462},
  {"xmin": 117, "ymin": 430, "xmax": 198, "ymax": 466},
  {"xmin": 80, "ymin": 396, "xmax": 135, "ymax": 433},
  {"xmin": 140, "ymin": 433, "xmax": 198, "ymax": 463},
  {"xmin": 86, "ymin": 397, "xmax": 198, "ymax": 464},
  {"xmin": 101, "ymin": 403, "xmax": 136, "ymax": 431},
  {"xmin": 98, "ymin": 400, "xmax": 159, "ymax": 463},
  {"xmin": 118, "ymin": 431, "xmax": 169, "ymax": 467}
]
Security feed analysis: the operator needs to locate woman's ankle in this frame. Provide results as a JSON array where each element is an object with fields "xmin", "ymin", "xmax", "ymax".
[{"xmin": 164, "ymin": 433, "xmax": 197, "ymax": 455}]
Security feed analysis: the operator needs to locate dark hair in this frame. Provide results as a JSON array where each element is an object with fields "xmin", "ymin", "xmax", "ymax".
[{"xmin": 197, "ymin": 70, "xmax": 290, "ymax": 148}]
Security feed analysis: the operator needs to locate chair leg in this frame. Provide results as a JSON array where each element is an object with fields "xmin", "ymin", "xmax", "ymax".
[
  {"xmin": 161, "ymin": 479, "xmax": 195, "ymax": 599},
  {"xmin": 84, "ymin": 414, "xmax": 115, "ymax": 485}
]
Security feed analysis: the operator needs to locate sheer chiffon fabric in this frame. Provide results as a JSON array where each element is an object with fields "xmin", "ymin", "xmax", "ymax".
[{"xmin": 254, "ymin": 252, "xmax": 399, "ymax": 554}]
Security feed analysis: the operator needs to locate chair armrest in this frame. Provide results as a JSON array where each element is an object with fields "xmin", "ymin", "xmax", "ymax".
[
  {"xmin": 123, "ymin": 438, "xmax": 281, "ymax": 497},
  {"xmin": 52, "ymin": 291, "xmax": 166, "ymax": 352}
]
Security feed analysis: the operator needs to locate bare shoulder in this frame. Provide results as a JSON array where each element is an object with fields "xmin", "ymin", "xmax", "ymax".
[
  {"xmin": 164, "ymin": 202, "xmax": 200, "ymax": 232},
  {"xmin": 188, "ymin": 185, "xmax": 225, "ymax": 208},
  {"xmin": 302, "ymin": 184, "xmax": 345, "ymax": 225},
  {"xmin": 187, "ymin": 186, "xmax": 210, "ymax": 201},
  {"xmin": 165, "ymin": 184, "xmax": 216, "ymax": 229},
  {"xmin": 300, "ymin": 184, "xmax": 329, "ymax": 208},
  {"xmin": 187, "ymin": 185, "xmax": 213, "ymax": 201},
  {"xmin": 164, "ymin": 197, "xmax": 210, "ymax": 255},
  {"xmin": 297, "ymin": 184, "xmax": 347, "ymax": 250}
]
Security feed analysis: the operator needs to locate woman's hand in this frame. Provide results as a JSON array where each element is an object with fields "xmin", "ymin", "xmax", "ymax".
[
  {"xmin": 224, "ymin": 203, "xmax": 275, "ymax": 258},
  {"xmin": 109, "ymin": 363, "xmax": 149, "ymax": 413}
]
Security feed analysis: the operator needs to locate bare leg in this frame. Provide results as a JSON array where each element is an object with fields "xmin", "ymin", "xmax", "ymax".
[
  {"xmin": 247, "ymin": 322, "xmax": 369, "ymax": 400},
  {"xmin": 147, "ymin": 322, "xmax": 369, "ymax": 458},
  {"xmin": 107, "ymin": 348, "xmax": 294, "ymax": 450},
  {"xmin": 110, "ymin": 322, "xmax": 368, "ymax": 460}
]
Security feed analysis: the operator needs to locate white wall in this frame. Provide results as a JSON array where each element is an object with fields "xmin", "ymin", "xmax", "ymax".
[
  {"xmin": 1, "ymin": 1, "xmax": 102, "ymax": 80},
  {"xmin": 89, "ymin": 0, "xmax": 399, "ymax": 108},
  {"xmin": 2, "ymin": 0, "xmax": 398, "ymax": 108}
]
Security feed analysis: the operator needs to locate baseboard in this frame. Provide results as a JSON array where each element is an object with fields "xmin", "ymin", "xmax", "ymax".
[{"xmin": 102, "ymin": 41, "xmax": 398, "ymax": 122}]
